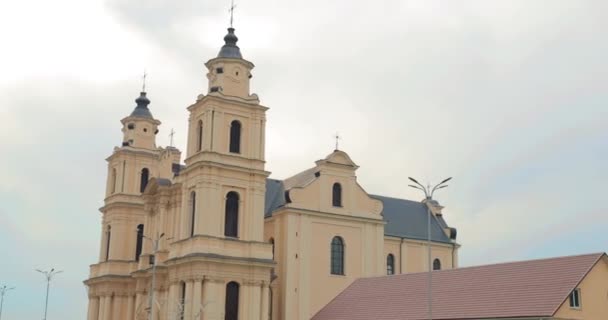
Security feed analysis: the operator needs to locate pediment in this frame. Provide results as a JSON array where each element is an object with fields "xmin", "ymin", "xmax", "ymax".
[{"xmin": 316, "ymin": 150, "xmax": 359, "ymax": 169}]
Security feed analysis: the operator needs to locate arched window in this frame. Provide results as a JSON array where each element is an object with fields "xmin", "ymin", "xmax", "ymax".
[
  {"xmin": 140, "ymin": 168, "xmax": 149, "ymax": 193},
  {"xmin": 269, "ymin": 238, "xmax": 275, "ymax": 260},
  {"xmin": 224, "ymin": 192, "xmax": 239, "ymax": 237},
  {"xmin": 330, "ymin": 236, "xmax": 344, "ymax": 275},
  {"xmin": 332, "ymin": 183, "xmax": 342, "ymax": 207},
  {"xmin": 197, "ymin": 120, "xmax": 203, "ymax": 152},
  {"xmin": 225, "ymin": 281, "xmax": 240, "ymax": 320},
  {"xmin": 179, "ymin": 281, "xmax": 186, "ymax": 320},
  {"xmin": 105, "ymin": 225, "xmax": 111, "ymax": 261},
  {"xmin": 433, "ymin": 258, "xmax": 442, "ymax": 271},
  {"xmin": 190, "ymin": 191, "xmax": 196, "ymax": 237},
  {"xmin": 229, "ymin": 120, "xmax": 241, "ymax": 153},
  {"xmin": 135, "ymin": 224, "xmax": 144, "ymax": 261},
  {"xmin": 387, "ymin": 254, "xmax": 395, "ymax": 275},
  {"xmin": 111, "ymin": 168, "xmax": 117, "ymax": 194}
]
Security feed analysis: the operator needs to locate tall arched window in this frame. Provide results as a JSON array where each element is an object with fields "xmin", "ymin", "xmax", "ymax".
[
  {"xmin": 105, "ymin": 225, "xmax": 111, "ymax": 261},
  {"xmin": 197, "ymin": 120, "xmax": 203, "ymax": 152},
  {"xmin": 224, "ymin": 192, "xmax": 239, "ymax": 237},
  {"xmin": 140, "ymin": 168, "xmax": 149, "ymax": 193},
  {"xmin": 111, "ymin": 168, "xmax": 117, "ymax": 194},
  {"xmin": 332, "ymin": 183, "xmax": 342, "ymax": 207},
  {"xmin": 229, "ymin": 120, "xmax": 241, "ymax": 153},
  {"xmin": 135, "ymin": 224, "xmax": 144, "ymax": 261},
  {"xmin": 330, "ymin": 236, "xmax": 344, "ymax": 275},
  {"xmin": 433, "ymin": 258, "xmax": 442, "ymax": 271},
  {"xmin": 225, "ymin": 281, "xmax": 240, "ymax": 320},
  {"xmin": 190, "ymin": 191, "xmax": 196, "ymax": 237},
  {"xmin": 387, "ymin": 254, "xmax": 395, "ymax": 275}
]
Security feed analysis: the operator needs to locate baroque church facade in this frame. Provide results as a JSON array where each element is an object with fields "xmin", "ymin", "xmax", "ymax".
[{"xmin": 84, "ymin": 27, "xmax": 459, "ymax": 320}]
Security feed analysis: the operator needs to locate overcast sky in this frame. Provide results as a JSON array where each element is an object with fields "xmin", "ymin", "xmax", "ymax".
[{"xmin": 1, "ymin": 0, "xmax": 607, "ymax": 319}]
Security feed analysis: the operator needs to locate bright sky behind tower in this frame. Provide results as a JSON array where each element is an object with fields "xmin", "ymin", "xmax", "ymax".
[{"xmin": 1, "ymin": 0, "xmax": 607, "ymax": 319}]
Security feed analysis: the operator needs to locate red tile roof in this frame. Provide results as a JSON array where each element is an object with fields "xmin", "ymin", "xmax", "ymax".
[{"xmin": 312, "ymin": 253, "xmax": 605, "ymax": 320}]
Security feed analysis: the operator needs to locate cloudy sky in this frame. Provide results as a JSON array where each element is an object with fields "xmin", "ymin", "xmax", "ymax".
[{"xmin": 1, "ymin": 0, "xmax": 607, "ymax": 318}]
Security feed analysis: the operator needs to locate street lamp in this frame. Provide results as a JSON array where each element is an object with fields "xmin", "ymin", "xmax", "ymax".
[
  {"xmin": 142, "ymin": 233, "xmax": 165, "ymax": 320},
  {"xmin": 408, "ymin": 176, "xmax": 451, "ymax": 320},
  {"xmin": 36, "ymin": 268, "xmax": 63, "ymax": 320},
  {"xmin": 0, "ymin": 285, "xmax": 15, "ymax": 320}
]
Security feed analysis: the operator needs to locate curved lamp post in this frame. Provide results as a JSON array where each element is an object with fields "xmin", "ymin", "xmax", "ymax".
[
  {"xmin": 408, "ymin": 177, "xmax": 451, "ymax": 320},
  {"xmin": 0, "ymin": 285, "xmax": 15, "ymax": 320},
  {"xmin": 36, "ymin": 268, "xmax": 63, "ymax": 320}
]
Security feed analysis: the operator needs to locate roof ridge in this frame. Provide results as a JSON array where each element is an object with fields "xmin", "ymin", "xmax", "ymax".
[
  {"xmin": 371, "ymin": 194, "xmax": 421, "ymax": 204},
  {"xmin": 360, "ymin": 252, "xmax": 606, "ymax": 281}
]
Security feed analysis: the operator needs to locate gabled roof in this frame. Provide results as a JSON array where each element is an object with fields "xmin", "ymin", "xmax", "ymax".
[
  {"xmin": 372, "ymin": 195, "xmax": 452, "ymax": 243},
  {"xmin": 264, "ymin": 176, "xmax": 453, "ymax": 243},
  {"xmin": 312, "ymin": 253, "xmax": 606, "ymax": 320}
]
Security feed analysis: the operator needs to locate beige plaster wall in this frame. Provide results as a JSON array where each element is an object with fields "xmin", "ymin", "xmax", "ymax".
[{"xmin": 554, "ymin": 256, "xmax": 608, "ymax": 319}]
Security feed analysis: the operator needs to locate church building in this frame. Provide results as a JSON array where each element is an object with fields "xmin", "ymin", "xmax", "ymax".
[{"xmin": 84, "ymin": 26, "xmax": 459, "ymax": 320}]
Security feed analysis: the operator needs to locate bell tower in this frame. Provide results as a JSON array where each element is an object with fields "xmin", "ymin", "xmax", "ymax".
[{"xmin": 165, "ymin": 27, "xmax": 273, "ymax": 320}]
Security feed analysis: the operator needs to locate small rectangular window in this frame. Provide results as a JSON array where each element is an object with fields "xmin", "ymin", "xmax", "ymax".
[
  {"xmin": 569, "ymin": 288, "xmax": 581, "ymax": 309},
  {"xmin": 216, "ymin": 67, "xmax": 224, "ymax": 74}
]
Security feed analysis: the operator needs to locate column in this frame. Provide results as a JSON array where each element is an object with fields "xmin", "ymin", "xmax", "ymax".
[
  {"xmin": 167, "ymin": 283, "xmax": 179, "ymax": 318},
  {"xmin": 102, "ymin": 295, "xmax": 112, "ymax": 320},
  {"xmin": 184, "ymin": 281, "xmax": 194, "ymax": 320},
  {"xmin": 112, "ymin": 296, "xmax": 123, "ymax": 319},
  {"xmin": 245, "ymin": 282, "xmax": 260, "ymax": 320},
  {"xmin": 98, "ymin": 296, "xmax": 106, "ymax": 320},
  {"xmin": 87, "ymin": 296, "xmax": 100, "ymax": 320},
  {"xmin": 126, "ymin": 295, "xmax": 135, "ymax": 320},
  {"xmin": 134, "ymin": 292, "xmax": 144, "ymax": 319},
  {"xmin": 202, "ymin": 279, "xmax": 219, "ymax": 320},
  {"xmin": 192, "ymin": 280, "xmax": 202, "ymax": 319},
  {"xmin": 260, "ymin": 283, "xmax": 269, "ymax": 320}
]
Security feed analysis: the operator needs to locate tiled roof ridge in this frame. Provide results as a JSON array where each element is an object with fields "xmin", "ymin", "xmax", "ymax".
[{"xmin": 358, "ymin": 252, "xmax": 605, "ymax": 281}]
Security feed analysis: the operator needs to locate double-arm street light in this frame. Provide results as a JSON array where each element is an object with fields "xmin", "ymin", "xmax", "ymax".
[
  {"xmin": 36, "ymin": 268, "xmax": 63, "ymax": 320},
  {"xmin": 408, "ymin": 176, "xmax": 452, "ymax": 320},
  {"xmin": 0, "ymin": 285, "xmax": 15, "ymax": 320}
]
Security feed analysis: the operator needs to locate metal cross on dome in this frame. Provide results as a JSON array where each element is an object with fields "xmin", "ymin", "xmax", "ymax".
[
  {"xmin": 229, "ymin": 0, "xmax": 237, "ymax": 28},
  {"xmin": 334, "ymin": 132, "xmax": 341, "ymax": 151},
  {"xmin": 142, "ymin": 70, "xmax": 147, "ymax": 92},
  {"xmin": 169, "ymin": 129, "xmax": 175, "ymax": 147}
]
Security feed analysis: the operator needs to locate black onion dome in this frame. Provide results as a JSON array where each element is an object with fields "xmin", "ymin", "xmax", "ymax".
[
  {"xmin": 130, "ymin": 92, "xmax": 153, "ymax": 119},
  {"xmin": 217, "ymin": 28, "xmax": 243, "ymax": 59}
]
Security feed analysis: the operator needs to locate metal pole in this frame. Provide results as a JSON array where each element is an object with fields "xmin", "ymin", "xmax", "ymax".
[
  {"xmin": 44, "ymin": 277, "xmax": 50, "ymax": 320},
  {"xmin": 427, "ymin": 198, "xmax": 432, "ymax": 320},
  {"xmin": 0, "ymin": 285, "xmax": 14, "ymax": 320},
  {"xmin": 149, "ymin": 238, "xmax": 158, "ymax": 320}
]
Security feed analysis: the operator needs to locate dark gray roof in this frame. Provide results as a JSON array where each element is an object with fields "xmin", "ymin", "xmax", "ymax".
[
  {"xmin": 263, "ymin": 177, "xmax": 454, "ymax": 244},
  {"xmin": 371, "ymin": 195, "xmax": 452, "ymax": 243},
  {"xmin": 217, "ymin": 28, "xmax": 243, "ymax": 59},
  {"xmin": 265, "ymin": 179, "xmax": 286, "ymax": 217},
  {"xmin": 129, "ymin": 92, "xmax": 154, "ymax": 119}
]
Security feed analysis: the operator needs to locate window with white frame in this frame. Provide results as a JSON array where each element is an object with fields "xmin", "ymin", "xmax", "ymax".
[{"xmin": 569, "ymin": 288, "xmax": 581, "ymax": 309}]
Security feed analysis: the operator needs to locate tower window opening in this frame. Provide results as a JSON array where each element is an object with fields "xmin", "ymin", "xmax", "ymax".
[
  {"xmin": 332, "ymin": 183, "xmax": 342, "ymax": 207},
  {"xmin": 135, "ymin": 224, "xmax": 144, "ymax": 261},
  {"xmin": 143, "ymin": 128, "xmax": 148, "ymax": 132},
  {"xmin": 225, "ymin": 281, "xmax": 240, "ymax": 320},
  {"xmin": 387, "ymin": 254, "xmax": 395, "ymax": 275},
  {"xmin": 197, "ymin": 120, "xmax": 203, "ymax": 152},
  {"xmin": 190, "ymin": 191, "xmax": 196, "ymax": 237},
  {"xmin": 224, "ymin": 191, "xmax": 239, "ymax": 237},
  {"xmin": 331, "ymin": 236, "xmax": 345, "ymax": 275},
  {"xmin": 111, "ymin": 168, "xmax": 117, "ymax": 194},
  {"xmin": 433, "ymin": 258, "xmax": 442, "ymax": 271},
  {"xmin": 105, "ymin": 225, "xmax": 111, "ymax": 261},
  {"xmin": 140, "ymin": 168, "xmax": 149, "ymax": 193},
  {"xmin": 229, "ymin": 120, "xmax": 241, "ymax": 154},
  {"xmin": 127, "ymin": 123, "xmax": 135, "ymax": 130},
  {"xmin": 216, "ymin": 67, "xmax": 224, "ymax": 74}
]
